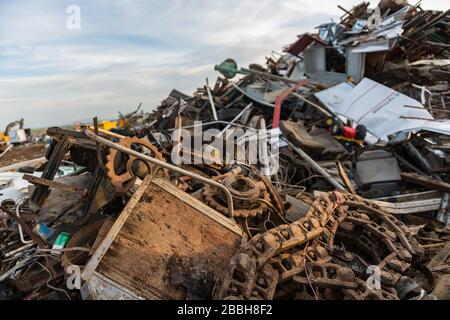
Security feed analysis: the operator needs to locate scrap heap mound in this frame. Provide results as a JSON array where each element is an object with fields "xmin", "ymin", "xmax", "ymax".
[{"xmin": 1, "ymin": 0, "xmax": 450, "ymax": 300}]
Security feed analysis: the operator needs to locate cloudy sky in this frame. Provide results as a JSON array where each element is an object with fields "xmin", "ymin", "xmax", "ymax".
[{"xmin": 0, "ymin": 0, "xmax": 447, "ymax": 129}]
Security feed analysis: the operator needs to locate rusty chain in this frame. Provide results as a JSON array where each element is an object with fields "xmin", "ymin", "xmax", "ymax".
[{"xmin": 214, "ymin": 192, "xmax": 424, "ymax": 300}]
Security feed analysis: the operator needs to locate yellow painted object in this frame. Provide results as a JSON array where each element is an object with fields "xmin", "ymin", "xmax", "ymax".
[
  {"xmin": 335, "ymin": 135, "xmax": 364, "ymax": 146},
  {"xmin": 0, "ymin": 132, "xmax": 9, "ymax": 142},
  {"xmin": 118, "ymin": 118, "xmax": 128, "ymax": 129},
  {"xmin": 98, "ymin": 120, "xmax": 119, "ymax": 131}
]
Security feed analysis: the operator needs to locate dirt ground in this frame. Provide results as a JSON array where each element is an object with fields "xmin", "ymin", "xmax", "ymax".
[{"xmin": 0, "ymin": 144, "xmax": 46, "ymax": 168}]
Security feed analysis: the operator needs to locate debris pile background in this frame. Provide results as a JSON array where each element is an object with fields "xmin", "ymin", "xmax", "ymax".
[{"xmin": 0, "ymin": 0, "xmax": 449, "ymax": 301}]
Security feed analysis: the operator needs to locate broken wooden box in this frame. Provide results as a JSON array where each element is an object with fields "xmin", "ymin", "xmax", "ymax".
[{"xmin": 80, "ymin": 176, "xmax": 242, "ymax": 300}]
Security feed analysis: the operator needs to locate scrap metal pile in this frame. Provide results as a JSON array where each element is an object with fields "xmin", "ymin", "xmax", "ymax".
[{"xmin": 1, "ymin": 0, "xmax": 450, "ymax": 300}]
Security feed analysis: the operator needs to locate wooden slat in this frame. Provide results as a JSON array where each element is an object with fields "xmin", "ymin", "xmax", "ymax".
[{"xmin": 84, "ymin": 177, "xmax": 242, "ymax": 300}]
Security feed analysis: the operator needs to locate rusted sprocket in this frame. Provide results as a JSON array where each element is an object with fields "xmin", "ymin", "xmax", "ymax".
[
  {"xmin": 203, "ymin": 174, "xmax": 271, "ymax": 218},
  {"xmin": 106, "ymin": 137, "xmax": 166, "ymax": 193}
]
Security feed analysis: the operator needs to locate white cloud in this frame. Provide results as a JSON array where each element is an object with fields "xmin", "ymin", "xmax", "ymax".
[{"xmin": 0, "ymin": 0, "xmax": 447, "ymax": 129}]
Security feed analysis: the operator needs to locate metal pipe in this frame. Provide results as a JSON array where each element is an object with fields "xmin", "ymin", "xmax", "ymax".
[
  {"xmin": 16, "ymin": 198, "xmax": 33, "ymax": 245},
  {"xmin": 405, "ymin": 142, "xmax": 450, "ymax": 225},
  {"xmin": 217, "ymin": 103, "xmax": 253, "ymax": 137},
  {"xmin": 0, "ymin": 145, "xmax": 13, "ymax": 159},
  {"xmin": 291, "ymin": 92, "xmax": 333, "ymax": 117},
  {"xmin": 284, "ymin": 140, "xmax": 346, "ymax": 191},
  {"xmin": 84, "ymin": 129, "xmax": 235, "ymax": 218},
  {"xmin": 4, "ymin": 243, "xmax": 35, "ymax": 258},
  {"xmin": 399, "ymin": 116, "xmax": 444, "ymax": 122},
  {"xmin": 0, "ymin": 256, "xmax": 32, "ymax": 282},
  {"xmin": 166, "ymin": 120, "xmax": 254, "ymax": 132},
  {"xmin": 87, "ymin": 126, "xmax": 125, "ymax": 139},
  {"xmin": 437, "ymin": 193, "xmax": 449, "ymax": 226},
  {"xmin": 405, "ymin": 142, "xmax": 433, "ymax": 175},
  {"xmin": 206, "ymin": 78, "xmax": 218, "ymax": 121},
  {"xmin": 0, "ymin": 157, "xmax": 46, "ymax": 173},
  {"xmin": 240, "ymin": 67, "xmax": 322, "ymax": 89}
]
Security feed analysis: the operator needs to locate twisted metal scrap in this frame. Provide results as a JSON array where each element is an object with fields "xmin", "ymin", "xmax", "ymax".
[{"xmin": 214, "ymin": 192, "xmax": 421, "ymax": 300}]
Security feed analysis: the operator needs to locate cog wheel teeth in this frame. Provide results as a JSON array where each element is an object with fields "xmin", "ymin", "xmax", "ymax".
[
  {"xmin": 105, "ymin": 136, "xmax": 166, "ymax": 194},
  {"xmin": 202, "ymin": 180, "xmax": 269, "ymax": 218}
]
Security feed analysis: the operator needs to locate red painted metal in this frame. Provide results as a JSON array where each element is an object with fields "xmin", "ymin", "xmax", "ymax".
[
  {"xmin": 286, "ymin": 33, "xmax": 330, "ymax": 56},
  {"xmin": 342, "ymin": 126, "xmax": 357, "ymax": 139},
  {"xmin": 272, "ymin": 80, "xmax": 309, "ymax": 129}
]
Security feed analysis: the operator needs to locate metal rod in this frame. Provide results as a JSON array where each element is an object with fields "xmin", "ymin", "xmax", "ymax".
[
  {"xmin": 16, "ymin": 198, "xmax": 33, "ymax": 245},
  {"xmin": 285, "ymin": 140, "xmax": 346, "ymax": 191},
  {"xmin": 87, "ymin": 126, "xmax": 125, "ymax": 139},
  {"xmin": 217, "ymin": 103, "xmax": 253, "ymax": 137},
  {"xmin": 240, "ymin": 67, "xmax": 321, "ymax": 89},
  {"xmin": 337, "ymin": 5, "xmax": 354, "ymax": 18},
  {"xmin": 4, "ymin": 242, "xmax": 35, "ymax": 258},
  {"xmin": 405, "ymin": 142, "xmax": 433, "ymax": 175},
  {"xmin": 84, "ymin": 129, "xmax": 235, "ymax": 218},
  {"xmin": 292, "ymin": 92, "xmax": 333, "ymax": 117},
  {"xmin": 399, "ymin": 116, "xmax": 445, "ymax": 122},
  {"xmin": 167, "ymin": 120, "xmax": 255, "ymax": 132},
  {"xmin": 93, "ymin": 117, "xmax": 99, "ymax": 135},
  {"xmin": 206, "ymin": 78, "xmax": 218, "ymax": 121},
  {"xmin": 0, "ymin": 157, "xmax": 46, "ymax": 173},
  {"xmin": 0, "ymin": 256, "xmax": 33, "ymax": 282},
  {"xmin": 0, "ymin": 145, "xmax": 13, "ymax": 158},
  {"xmin": 403, "ymin": 105, "xmax": 450, "ymax": 114},
  {"xmin": 437, "ymin": 193, "xmax": 449, "ymax": 226}
]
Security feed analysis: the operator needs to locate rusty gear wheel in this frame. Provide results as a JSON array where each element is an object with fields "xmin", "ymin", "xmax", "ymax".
[
  {"xmin": 203, "ymin": 174, "xmax": 271, "ymax": 218},
  {"xmin": 106, "ymin": 137, "xmax": 166, "ymax": 193}
]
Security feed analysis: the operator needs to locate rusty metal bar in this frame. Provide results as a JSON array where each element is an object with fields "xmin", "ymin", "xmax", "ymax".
[
  {"xmin": 337, "ymin": 161, "xmax": 356, "ymax": 195},
  {"xmin": 23, "ymin": 174, "xmax": 89, "ymax": 197},
  {"xmin": 31, "ymin": 136, "xmax": 72, "ymax": 207},
  {"xmin": 84, "ymin": 129, "xmax": 235, "ymax": 218},
  {"xmin": 87, "ymin": 126, "xmax": 125, "ymax": 139},
  {"xmin": 401, "ymin": 172, "xmax": 450, "ymax": 193},
  {"xmin": 93, "ymin": 117, "xmax": 99, "ymax": 135},
  {"xmin": 285, "ymin": 140, "xmax": 346, "ymax": 191}
]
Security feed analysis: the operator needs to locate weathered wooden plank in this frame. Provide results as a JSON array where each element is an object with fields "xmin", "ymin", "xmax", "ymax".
[{"xmin": 84, "ymin": 177, "xmax": 242, "ymax": 300}]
